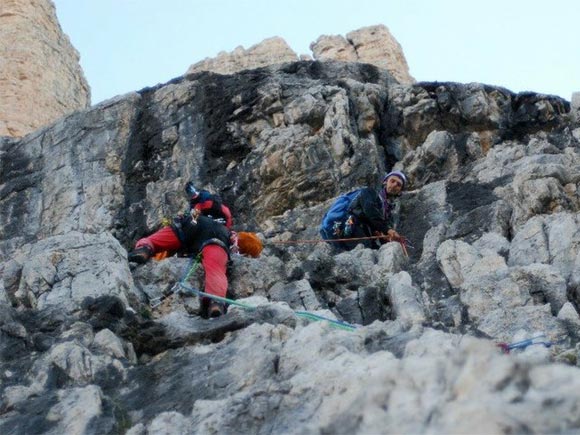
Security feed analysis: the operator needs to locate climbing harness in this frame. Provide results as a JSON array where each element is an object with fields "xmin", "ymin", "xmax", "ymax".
[
  {"xmin": 496, "ymin": 334, "xmax": 567, "ymax": 354},
  {"xmin": 150, "ymin": 254, "xmax": 358, "ymax": 331}
]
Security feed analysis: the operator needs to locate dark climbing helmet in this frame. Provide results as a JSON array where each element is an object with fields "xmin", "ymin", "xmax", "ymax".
[
  {"xmin": 185, "ymin": 181, "xmax": 198, "ymax": 197},
  {"xmin": 128, "ymin": 246, "xmax": 153, "ymax": 264}
]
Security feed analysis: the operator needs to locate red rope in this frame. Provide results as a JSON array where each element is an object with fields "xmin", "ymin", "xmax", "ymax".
[
  {"xmin": 268, "ymin": 235, "xmax": 387, "ymax": 245},
  {"xmin": 268, "ymin": 235, "xmax": 410, "ymax": 257}
]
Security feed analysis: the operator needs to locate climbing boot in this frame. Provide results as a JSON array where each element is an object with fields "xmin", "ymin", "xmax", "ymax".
[
  {"xmin": 199, "ymin": 297, "xmax": 210, "ymax": 319},
  {"xmin": 128, "ymin": 246, "xmax": 153, "ymax": 264},
  {"xmin": 208, "ymin": 301, "xmax": 225, "ymax": 318}
]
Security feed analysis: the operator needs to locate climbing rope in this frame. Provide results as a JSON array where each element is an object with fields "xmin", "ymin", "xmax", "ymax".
[
  {"xmin": 150, "ymin": 254, "xmax": 359, "ymax": 331},
  {"xmin": 178, "ymin": 283, "xmax": 358, "ymax": 331},
  {"xmin": 293, "ymin": 310, "xmax": 358, "ymax": 332},
  {"xmin": 496, "ymin": 334, "xmax": 567, "ymax": 354},
  {"xmin": 269, "ymin": 235, "xmax": 385, "ymax": 245},
  {"xmin": 269, "ymin": 235, "xmax": 413, "ymax": 257}
]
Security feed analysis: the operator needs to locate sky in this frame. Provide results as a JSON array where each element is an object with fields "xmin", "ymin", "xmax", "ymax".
[{"xmin": 53, "ymin": 0, "xmax": 579, "ymax": 106}]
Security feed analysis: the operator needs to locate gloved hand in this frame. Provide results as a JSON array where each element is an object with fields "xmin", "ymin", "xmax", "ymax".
[
  {"xmin": 386, "ymin": 229, "xmax": 404, "ymax": 243},
  {"xmin": 373, "ymin": 231, "xmax": 389, "ymax": 244}
]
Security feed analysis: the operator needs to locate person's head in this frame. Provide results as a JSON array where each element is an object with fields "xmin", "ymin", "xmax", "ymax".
[{"xmin": 382, "ymin": 171, "xmax": 407, "ymax": 196}]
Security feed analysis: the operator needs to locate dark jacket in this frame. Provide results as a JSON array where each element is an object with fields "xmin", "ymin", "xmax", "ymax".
[
  {"xmin": 171, "ymin": 215, "xmax": 231, "ymax": 256},
  {"xmin": 344, "ymin": 187, "xmax": 397, "ymax": 250}
]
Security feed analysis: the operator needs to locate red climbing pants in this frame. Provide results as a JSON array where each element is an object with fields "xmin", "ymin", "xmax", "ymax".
[
  {"xmin": 135, "ymin": 226, "xmax": 181, "ymax": 253},
  {"xmin": 136, "ymin": 228, "xmax": 228, "ymax": 298},
  {"xmin": 200, "ymin": 244, "xmax": 228, "ymax": 299}
]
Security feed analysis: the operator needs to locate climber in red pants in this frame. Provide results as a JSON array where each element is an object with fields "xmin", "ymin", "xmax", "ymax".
[{"xmin": 128, "ymin": 214, "xmax": 231, "ymax": 318}]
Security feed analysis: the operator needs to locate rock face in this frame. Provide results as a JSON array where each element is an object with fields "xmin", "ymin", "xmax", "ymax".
[
  {"xmin": 1, "ymin": 61, "xmax": 580, "ymax": 433},
  {"xmin": 187, "ymin": 36, "xmax": 298, "ymax": 75},
  {"xmin": 0, "ymin": 0, "xmax": 90, "ymax": 138},
  {"xmin": 186, "ymin": 24, "xmax": 414, "ymax": 85},
  {"xmin": 311, "ymin": 24, "xmax": 415, "ymax": 84},
  {"xmin": 573, "ymin": 91, "xmax": 580, "ymax": 123}
]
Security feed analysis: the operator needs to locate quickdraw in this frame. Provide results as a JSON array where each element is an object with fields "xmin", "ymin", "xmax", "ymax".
[
  {"xmin": 149, "ymin": 283, "xmax": 181, "ymax": 309},
  {"xmin": 149, "ymin": 254, "xmax": 202, "ymax": 308}
]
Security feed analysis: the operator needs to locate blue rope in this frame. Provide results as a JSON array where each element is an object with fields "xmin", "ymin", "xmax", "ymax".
[{"xmin": 498, "ymin": 334, "xmax": 568, "ymax": 353}]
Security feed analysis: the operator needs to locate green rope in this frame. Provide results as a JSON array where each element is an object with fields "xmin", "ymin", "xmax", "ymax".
[
  {"xmin": 179, "ymin": 282, "xmax": 257, "ymax": 310},
  {"xmin": 295, "ymin": 311, "xmax": 358, "ymax": 331},
  {"xmin": 182, "ymin": 254, "xmax": 202, "ymax": 281},
  {"xmin": 178, "ymin": 257, "xmax": 358, "ymax": 332}
]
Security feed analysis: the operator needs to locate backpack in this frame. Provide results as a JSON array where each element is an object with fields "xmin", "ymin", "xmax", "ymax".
[
  {"xmin": 235, "ymin": 231, "xmax": 263, "ymax": 258},
  {"xmin": 319, "ymin": 189, "xmax": 362, "ymax": 239}
]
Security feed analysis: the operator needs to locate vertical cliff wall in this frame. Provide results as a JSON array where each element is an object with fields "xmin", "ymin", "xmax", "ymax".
[{"xmin": 0, "ymin": 0, "xmax": 90, "ymax": 138}]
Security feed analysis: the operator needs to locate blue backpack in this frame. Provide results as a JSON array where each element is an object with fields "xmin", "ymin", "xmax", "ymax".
[{"xmin": 320, "ymin": 189, "xmax": 362, "ymax": 239}]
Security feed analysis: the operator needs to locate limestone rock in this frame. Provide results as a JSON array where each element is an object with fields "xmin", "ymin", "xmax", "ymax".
[
  {"xmin": 1, "ymin": 61, "xmax": 580, "ymax": 434},
  {"xmin": 558, "ymin": 302, "xmax": 580, "ymax": 327},
  {"xmin": 268, "ymin": 279, "xmax": 321, "ymax": 311},
  {"xmin": 571, "ymin": 91, "xmax": 580, "ymax": 123},
  {"xmin": 93, "ymin": 328, "xmax": 127, "ymax": 359},
  {"xmin": 437, "ymin": 239, "xmax": 507, "ymax": 288},
  {"xmin": 308, "ymin": 34, "xmax": 357, "ymax": 62},
  {"xmin": 311, "ymin": 24, "xmax": 415, "ymax": 84},
  {"xmin": 0, "ymin": 0, "xmax": 90, "ymax": 137},
  {"xmin": 187, "ymin": 25, "xmax": 414, "ymax": 85},
  {"xmin": 45, "ymin": 386, "xmax": 104, "ymax": 434},
  {"xmin": 509, "ymin": 212, "xmax": 580, "ymax": 281},
  {"xmin": 186, "ymin": 36, "xmax": 298, "ymax": 75},
  {"xmin": 4, "ymin": 232, "xmax": 137, "ymax": 313},
  {"xmin": 385, "ymin": 271, "xmax": 426, "ymax": 326}
]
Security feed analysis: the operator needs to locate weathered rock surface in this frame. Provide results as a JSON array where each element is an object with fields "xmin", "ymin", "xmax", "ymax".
[
  {"xmin": 311, "ymin": 24, "xmax": 415, "ymax": 84},
  {"xmin": 3, "ymin": 231, "xmax": 136, "ymax": 313},
  {"xmin": 186, "ymin": 24, "xmax": 414, "ymax": 85},
  {"xmin": 0, "ymin": 0, "xmax": 90, "ymax": 138},
  {"xmin": 572, "ymin": 92, "xmax": 580, "ymax": 123},
  {"xmin": 1, "ymin": 60, "xmax": 580, "ymax": 433},
  {"xmin": 186, "ymin": 36, "xmax": 298, "ymax": 75}
]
